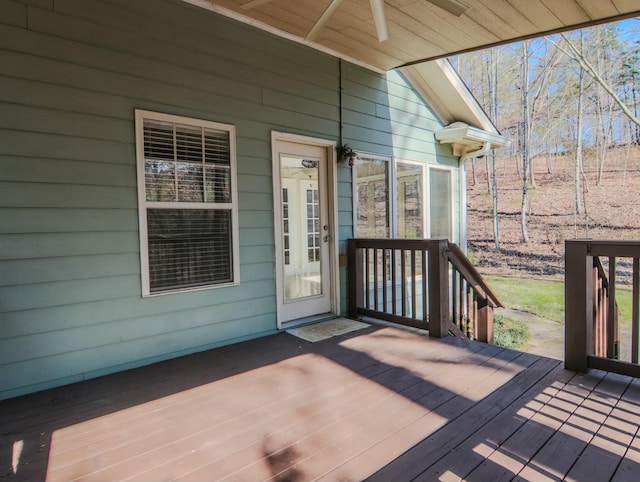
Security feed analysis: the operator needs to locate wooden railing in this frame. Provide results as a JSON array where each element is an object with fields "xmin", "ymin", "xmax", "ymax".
[
  {"xmin": 593, "ymin": 257, "xmax": 620, "ymax": 360},
  {"xmin": 347, "ymin": 238, "xmax": 502, "ymax": 343},
  {"xmin": 565, "ymin": 240, "xmax": 640, "ymax": 377}
]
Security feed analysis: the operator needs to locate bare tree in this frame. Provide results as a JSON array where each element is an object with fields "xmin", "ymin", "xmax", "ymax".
[
  {"xmin": 488, "ymin": 47, "xmax": 501, "ymax": 249},
  {"xmin": 575, "ymin": 60, "xmax": 585, "ymax": 217},
  {"xmin": 554, "ymin": 32, "xmax": 640, "ymax": 128},
  {"xmin": 520, "ymin": 41, "xmax": 531, "ymax": 243}
]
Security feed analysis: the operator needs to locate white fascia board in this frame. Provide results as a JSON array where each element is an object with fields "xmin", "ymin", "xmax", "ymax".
[{"xmin": 400, "ymin": 59, "xmax": 499, "ymax": 134}]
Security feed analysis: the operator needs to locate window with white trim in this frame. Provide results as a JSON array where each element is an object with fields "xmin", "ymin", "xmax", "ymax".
[
  {"xmin": 354, "ymin": 155, "xmax": 454, "ymax": 241},
  {"xmin": 135, "ymin": 110, "xmax": 239, "ymax": 296},
  {"xmin": 354, "ymin": 155, "xmax": 391, "ymax": 238},
  {"xmin": 429, "ymin": 167, "xmax": 453, "ymax": 240}
]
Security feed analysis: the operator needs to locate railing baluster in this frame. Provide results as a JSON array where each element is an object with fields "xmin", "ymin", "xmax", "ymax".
[
  {"xmin": 608, "ymin": 256, "xmax": 617, "ymax": 359},
  {"xmin": 373, "ymin": 247, "xmax": 379, "ymax": 311},
  {"xmin": 365, "ymin": 247, "xmax": 371, "ymax": 310},
  {"xmin": 391, "ymin": 248, "xmax": 397, "ymax": 315},
  {"xmin": 451, "ymin": 267, "xmax": 458, "ymax": 328},
  {"xmin": 401, "ymin": 249, "xmax": 407, "ymax": 317},
  {"xmin": 422, "ymin": 249, "xmax": 427, "ymax": 321},
  {"xmin": 411, "ymin": 249, "xmax": 416, "ymax": 319},
  {"xmin": 631, "ymin": 258, "xmax": 640, "ymax": 363},
  {"xmin": 382, "ymin": 248, "xmax": 388, "ymax": 313},
  {"xmin": 472, "ymin": 291, "xmax": 478, "ymax": 340},
  {"xmin": 467, "ymin": 283, "xmax": 473, "ymax": 338},
  {"xmin": 593, "ymin": 264, "xmax": 602, "ymax": 357},
  {"xmin": 460, "ymin": 278, "xmax": 466, "ymax": 333},
  {"xmin": 633, "ymin": 258, "xmax": 639, "ymax": 364}
]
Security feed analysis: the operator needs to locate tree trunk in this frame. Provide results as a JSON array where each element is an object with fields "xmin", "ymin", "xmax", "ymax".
[
  {"xmin": 521, "ymin": 42, "xmax": 531, "ymax": 244},
  {"xmin": 488, "ymin": 48, "xmax": 500, "ymax": 250},
  {"xmin": 575, "ymin": 50, "xmax": 585, "ymax": 216},
  {"xmin": 491, "ymin": 150, "xmax": 500, "ymax": 250}
]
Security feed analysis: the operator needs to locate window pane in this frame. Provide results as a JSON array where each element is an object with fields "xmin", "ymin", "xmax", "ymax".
[
  {"xmin": 204, "ymin": 128, "xmax": 231, "ymax": 166},
  {"xmin": 355, "ymin": 157, "xmax": 390, "ymax": 238},
  {"xmin": 147, "ymin": 209, "xmax": 233, "ymax": 293},
  {"xmin": 175, "ymin": 124, "xmax": 202, "ymax": 164},
  {"xmin": 204, "ymin": 128, "xmax": 231, "ymax": 203},
  {"xmin": 145, "ymin": 160, "xmax": 175, "ymax": 202},
  {"xmin": 205, "ymin": 165, "xmax": 231, "ymax": 203},
  {"xmin": 143, "ymin": 120, "xmax": 233, "ymax": 205},
  {"xmin": 143, "ymin": 119, "xmax": 174, "ymax": 161},
  {"xmin": 430, "ymin": 169, "xmax": 452, "ymax": 240},
  {"xmin": 176, "ymin": 162, "xmax": 204, "ymax": 202},
  {"xmin": 397, "ymin": 163, "xmax": 424, "ymax": 238}
]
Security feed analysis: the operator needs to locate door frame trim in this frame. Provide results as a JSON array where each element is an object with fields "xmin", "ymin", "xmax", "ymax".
[{"xmin": 271, "ymin": 131, "xmax": 339, "ymax": 329}]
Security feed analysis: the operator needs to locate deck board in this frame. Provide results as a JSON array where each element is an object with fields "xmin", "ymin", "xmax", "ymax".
[{"xmin": 2, "ymin": 323, "xmax": 640, "ymax": 481}]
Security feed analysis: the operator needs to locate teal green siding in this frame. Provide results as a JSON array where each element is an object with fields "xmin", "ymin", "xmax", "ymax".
[
  {"xmin": 342, "ymin": 66, "xmax": 461, "ymax": 246},
  {"xmin": 0, "ymin": 0, "xmax": 459, "ymax": 399}
]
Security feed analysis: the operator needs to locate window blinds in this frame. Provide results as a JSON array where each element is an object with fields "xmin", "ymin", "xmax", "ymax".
[{"xmin": 141, "ymin": 117, "xmax": 235, "ymax": 294}]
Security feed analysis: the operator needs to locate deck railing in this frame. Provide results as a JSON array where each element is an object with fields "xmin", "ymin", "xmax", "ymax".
[
  {"xmin": 565, "ymin": 240, "xmax": 640, "ymax": 377},
  {"xmin": 347, "ymin": 238, "xmax": 502, "ymax": 342}
]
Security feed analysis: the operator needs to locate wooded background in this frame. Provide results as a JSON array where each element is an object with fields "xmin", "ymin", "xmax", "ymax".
[{"xmin": 452, "ymin": 19, "xmax": 640, "ymax": 248}]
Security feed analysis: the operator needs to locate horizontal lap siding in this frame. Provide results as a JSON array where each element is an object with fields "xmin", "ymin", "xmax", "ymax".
[
  {"xmin": 0, "ymin": 0, "xmax": 454, "ymax": 399},
  {"xmin": 0, "ymin": 0, "xmax": 344, "ymax": 399},
  {"xmin": 342, "ymin": 66, "xmax": 461, "ymax": 246}
]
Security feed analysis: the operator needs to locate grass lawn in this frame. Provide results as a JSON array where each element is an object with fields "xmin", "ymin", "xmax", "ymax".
[
  {"xmin": 485, "ymin": 275, "xmax": 634, "ymax": 323},
  {"xmin": 485, "ymin": 276, "xmax": 565, "ymax": 322},
  {"xmin": 485, "ymin": 276, "xmax": 632, "ymax": 360}
]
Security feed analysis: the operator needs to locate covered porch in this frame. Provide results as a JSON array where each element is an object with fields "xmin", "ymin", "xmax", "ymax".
[{"xmin": 2, "ymin": 321, "xmax": 639, "ymax": 481}]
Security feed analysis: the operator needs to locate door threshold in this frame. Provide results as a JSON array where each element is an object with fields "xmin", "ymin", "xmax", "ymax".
[
  {"xmin": 281, "ymin": 313, "xmax": 337, "ymax": 330},
  {"xmin": 285, "ymin": 317, "xmax": 370, "ymax": 343}
]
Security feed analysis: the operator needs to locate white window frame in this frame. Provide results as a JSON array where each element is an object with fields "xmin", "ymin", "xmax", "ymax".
[
  {"xmin": 395, "ymin": 158, "xmax": 427, "ymax": 239},
  {"xmin": 352, "ymin": 152, "xmax": 394, "ymax": 238},
  {"xmin": 353, "ymin": 154, "xmax": 455, "ymax": 241},
  {"xmin": 135, "ymin": 109, "xmax": 240, "ymax": 297}
]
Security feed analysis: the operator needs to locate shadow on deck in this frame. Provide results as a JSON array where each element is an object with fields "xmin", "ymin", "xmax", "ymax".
[{"xmin": 1, "ymin": 323, "xmax": 639, "ymax": 481}]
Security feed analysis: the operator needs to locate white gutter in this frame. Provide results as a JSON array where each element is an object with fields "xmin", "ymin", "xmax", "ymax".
[
  {"xmin": 459, "ymin": 142, "xmax": 492, "ymax": 254},
  {"xmin": 436, "ymin": 122, "xmax": 510, "ymax": 155},
  {"xmin": 435, "ymin": 122, "xmax": 510, "ymax": 254}
]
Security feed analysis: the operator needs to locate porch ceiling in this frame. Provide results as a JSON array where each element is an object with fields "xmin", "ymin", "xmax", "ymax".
[{"xmin": 182, "ymin": 0, "xmax": 640, "ymax": 72}]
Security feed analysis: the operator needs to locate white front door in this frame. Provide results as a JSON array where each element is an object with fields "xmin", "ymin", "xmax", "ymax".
[{"xmin": 273, "ymin": 136, "xmax": 334, "ymax": 326}]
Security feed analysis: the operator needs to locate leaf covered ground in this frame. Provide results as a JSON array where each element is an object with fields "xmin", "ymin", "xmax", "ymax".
[{"xmin": 467, "ymin": 147, "xmax": 640, "ymax": 281}]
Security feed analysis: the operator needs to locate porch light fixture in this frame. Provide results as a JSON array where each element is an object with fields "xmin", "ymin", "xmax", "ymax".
[
  {"xmin": 337, "ymin": 144, "xmax": 358, "ymax": 167},
  {"xmin": 301, "ymin": 159, "xmax": 318, "ymax": 168}
]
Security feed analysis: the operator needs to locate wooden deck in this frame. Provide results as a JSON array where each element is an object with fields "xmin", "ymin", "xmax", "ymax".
[{"xmin": 2, "ymin": 322, "xmax": 640, "ymax": 481}]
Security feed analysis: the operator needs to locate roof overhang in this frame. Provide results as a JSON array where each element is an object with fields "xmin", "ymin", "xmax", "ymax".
[
  {"xmin": 400, "ymin": 59, "xmax": 497, "ymax": 133},
  {"xmin": 181, "ymin": 0, "xmax": 640, "ymax": 72},
  {"xmin": 401, "ymin": 60, "xmax": 511, "ymax": 156}
]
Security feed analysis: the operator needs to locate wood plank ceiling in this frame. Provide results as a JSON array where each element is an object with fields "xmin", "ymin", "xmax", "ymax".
[{"xmin": 184, "ymin": 0, "xmax": 640, "ymax": 71}]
